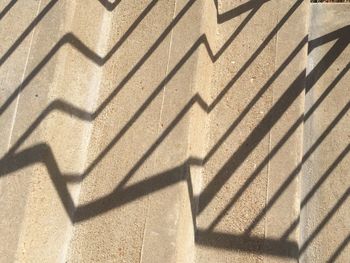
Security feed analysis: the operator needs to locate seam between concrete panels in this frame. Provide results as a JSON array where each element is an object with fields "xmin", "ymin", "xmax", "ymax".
[
  {"xmin": 158, "ymin": 0, "xmax": 177, "ymax": 133},
  {"xmin": 7, "ymin": 0, "xmax": 42, "ymax": 151},
  {"xmin": 264, "ymin": 1, "xmax": 280, "ymax": 244},
  {"xmin": 139, "ymin": 1, "xmax": 178, "ymax": 262}
]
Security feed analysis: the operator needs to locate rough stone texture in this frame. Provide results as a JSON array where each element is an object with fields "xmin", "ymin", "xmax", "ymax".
[{"xmin": 300, "ymin": 4, "xmax": 350, "ymax": 263}]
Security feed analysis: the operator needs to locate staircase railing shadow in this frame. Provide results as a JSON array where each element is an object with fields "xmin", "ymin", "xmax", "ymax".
[{"xmin": 0, "ymin": 0, "xmax": 349, "ymax": 259}]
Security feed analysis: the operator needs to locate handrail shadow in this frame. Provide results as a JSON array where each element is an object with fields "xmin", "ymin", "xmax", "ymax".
[
  {"xmin": 1, "ymin": 0, "xmax": 265, "ymax": 221},
  {"xmin": 0, "ymin": 0, "xmax": 349, "ymax": 259}
]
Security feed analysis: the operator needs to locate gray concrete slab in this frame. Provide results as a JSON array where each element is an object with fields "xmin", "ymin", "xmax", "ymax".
[{"xmin": 301, "ymin": 4, "xmax": 350, "ymax": 263}]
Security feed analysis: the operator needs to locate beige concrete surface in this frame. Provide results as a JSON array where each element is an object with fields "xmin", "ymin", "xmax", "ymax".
[
  {"xmin": 0, "ymin": 1, "xmax": 349, "ymax": 263},
  {"xmin": 195, "ymin": 0, "xmax": 308, "ymax": 262},
  {"xmin": 301, "ymin": 4, "xmax": 350, "ymax": 263},
  {"xmin": 1, "ymin": 0, "xmax": 108, "ymax": 262},
  {"xmin": 66, "ymin": 0, "xmax": 212, "ymax": 262}
]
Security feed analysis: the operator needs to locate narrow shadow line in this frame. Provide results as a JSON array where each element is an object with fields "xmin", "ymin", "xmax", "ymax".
[
  {"xmin": 0, "ymin": 0, "xmax": 17, "ymax": 20},
  {"xmin": 196, "ymin": 229, "xmax": 297, "ymax": 258},
  {"xmin": 0, "ymin": 0, "xmax": 59, "ymax": 67},
  {"xmin": 280, "ymin": 216, "xmax": 300, "ymax": 240},
  {"xmin": 327, "ymin": 234, "xmax": 350, "ymax": 263},
  {"xmin": 299, "ymin": 187, "xmax": 349, "ymax": 256},
  {"xmin": 301, "ymin": 144, "xmax": 350, "ymax": 208}
]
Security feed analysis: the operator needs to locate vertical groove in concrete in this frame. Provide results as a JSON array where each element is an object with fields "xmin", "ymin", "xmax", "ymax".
[
  {"xmin": 139, "ymin": 1, "xmax": 214, "ymax": 262},
  {"xmin": 263, "ymin": 1, "xmax": 309, "ymax": 262}
]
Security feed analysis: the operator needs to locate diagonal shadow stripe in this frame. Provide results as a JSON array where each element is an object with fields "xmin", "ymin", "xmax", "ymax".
[
  {"xmin": 0, "ymin": 0, "xmax": 17, "ymax": 20},
  {"xmin": 244, "ymin": 101, "xmax": 350, "ymax": 235},
  {"xmin": 75, "ymin": 4, "xmax": 308, "ymax": 220},
  {"xmin": 327, "ymin": 234, "xmax": 350, "ymax": 263}
]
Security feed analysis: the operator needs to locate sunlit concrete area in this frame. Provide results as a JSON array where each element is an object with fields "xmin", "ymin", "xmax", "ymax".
[{"xmin": 0, "ymin": 1, "xmax": 349, "ymax": 262}]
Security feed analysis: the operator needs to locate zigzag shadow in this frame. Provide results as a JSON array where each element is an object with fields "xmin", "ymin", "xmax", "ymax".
[
  {"xmin": 1, "ymin": 0, "xmax": 266, "ymax": 219},
  {"xmin": 74, "ymin": 26, "xmax": 350, "ymax": 257},
  {"xmin": 73, "ymin": 18, "xmax": 350, "ymax": 257},
  {"xmin": 1, "ymin": 0, "xmax": 280, "ymax": 217},
  {"xmin": 0, "ymin": 0, "xmax": 312, "ymax": 222},
  {"xmin": 213, "ymin": 0, "xmax": 271, "ymax": 24},
  {"xmin": 1, "ymin": 0, "xmax": 349, "ymax": 257},
  {"xmin": 0, "ymin": 0, "xmax": 124, "ymax": 68},
  {"xmin": 0, "ymin": 0, "xmax": 160, "ymax": 116},
  {"xmin": 0, "ymin": 0, "xmax": 269, "ymax": 116}
]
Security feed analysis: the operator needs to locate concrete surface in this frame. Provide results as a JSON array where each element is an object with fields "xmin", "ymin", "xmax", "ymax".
[
  {"xmin": 301, "ymin": 4, "xmax": 350, "ymax": 263},
  {"xmin": 195, "ymin": 0, "xmax": 308, "ymax": 262},
  {"xmin": 0, "ymin": 1, "xmax": 349, "ymax": 263}
]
